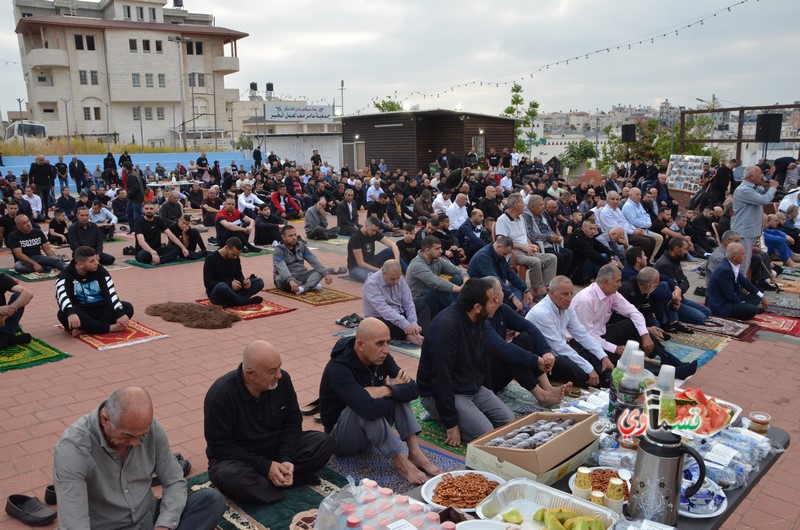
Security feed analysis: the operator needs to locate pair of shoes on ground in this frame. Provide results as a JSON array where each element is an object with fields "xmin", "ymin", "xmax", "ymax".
[
  {"xmin": 665, "ymin": 321, "xmax": 694, "ymax": 334},
  {"xmin": 122, "ymin": 246, "xmax": 135, "ymax": 255},
  {"xmin": 335, "ymin": 313, "xmax": 363, "ymax": 328},
  {"xmin": 5, "ymin": 493, "xmax": 57, "ymax": 526}
]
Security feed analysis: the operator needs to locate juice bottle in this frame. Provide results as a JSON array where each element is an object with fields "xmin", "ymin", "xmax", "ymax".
[
  {"xmin": 608, "ymin": 340, "xmax": 639, "ymax": 416},
  {"xmin": 614, "ymin": 349, "xmax": 645, "ymax": 435}
]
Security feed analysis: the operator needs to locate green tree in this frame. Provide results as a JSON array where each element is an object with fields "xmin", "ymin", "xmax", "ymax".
[
  {"xmin": 500, "ymin": 83, "xmax": 539, "ymax": 154},
  {"xmin": 373, "ymin": 96, "xmax": 404, "ymax": 112},
  {"xmin": 560, "ymin": 139, "xmax": 599, "ymax": 171},
  {"xmin": 234, "ymin": 132, "xmax": 253, "ymax": 151}
]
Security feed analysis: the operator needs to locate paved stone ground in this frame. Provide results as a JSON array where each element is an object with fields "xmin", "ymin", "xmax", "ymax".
[{"xmin": 0, "ymin": 215, "xmax": 796, "ymax": 529}]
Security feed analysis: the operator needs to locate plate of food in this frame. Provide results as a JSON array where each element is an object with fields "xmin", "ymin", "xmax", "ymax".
[
  {"xmin": 679, "ymin": 477, "xmax": 728, "ymax": 518},
  {"xmin": 421, "ymin": 470, "xmax": 505, "ymax": 512},
  {"xmin": 670, "ymin": 388, "xmax": 741, "ymax": 436},
  {"xmin": 567, "ymin": 467, "xmax": 630, "ymax": 501}
]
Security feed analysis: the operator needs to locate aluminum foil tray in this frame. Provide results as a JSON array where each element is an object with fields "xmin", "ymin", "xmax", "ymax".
[{"xmin": 475, "ymin": 478, "xmax": 620, "ymax": 529}]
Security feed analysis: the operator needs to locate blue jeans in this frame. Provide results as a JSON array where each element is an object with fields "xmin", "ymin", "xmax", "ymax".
[
  {"xmin": 677, "ymin": 297, "xmax": 711, "ymax": 324},
  {"xmin": 0, "ymin": 293, "xmax": 25, "ymax": 336},
  {"xmin": 503, "ymin": 286, "xmax": 531, "ymax": 315},
  {"xmin": 126, "ymin": 201, "xmax": 144, "ymax": 232},
  {"xmin": 651, "ymin": 281, "xmax": 677, "ymax": 327},
  {"xmin": 208, "ymin": 278, "xmax": 265, "ymax": 307},
  {"xmin": 155, "ymin": 488, "xmax": 226, "ymax": 530},
  {"xmin": 348, "ymin": 248, "xmax": 394, "ymax": 282},
  {"xmin": 419, "ymin": 273, "xmax": 463, "ymax": 317}
]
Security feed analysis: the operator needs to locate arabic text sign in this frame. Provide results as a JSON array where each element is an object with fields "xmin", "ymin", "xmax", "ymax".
[{"xmin": 264, "ymin": 103, "xmax": 333, "ymax": 123}]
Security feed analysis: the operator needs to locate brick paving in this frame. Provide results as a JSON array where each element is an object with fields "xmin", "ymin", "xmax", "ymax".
[{"xmin": 0, "ymin": 217, "xmax": 797, "ymax": 529}]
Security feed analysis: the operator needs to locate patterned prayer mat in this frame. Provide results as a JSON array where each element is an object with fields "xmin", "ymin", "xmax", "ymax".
[
  {"xmin": 338, "ymin": 275, "xmax": 357, "ymax": 282},
  {"xmin": 760, "ymin": 293, "xmax": 800, "ymax": 318},
  {"xmin": 684, "ymin": 316, "xmax": 759, "ymax": 340},
  {"xmin": 388, "ymin": 339, "xmax": 421, "ymax": 359},
  {"xmin": 666, "ymin": 331, "xmax": 730, "ymax": 352},
  {"xmin": 313, "ymin": 237, "xmax": 350, "ymax": 247},
  {"xmin": 332, "ymin": 329, "xmax": 356, "ymax": 338},
  {"xmin": 496, "ymin": 380, "xmax": 559, "ymax": 417},
  {"xmin": 187, "ymin": 467, "xmax": 348, "ymax": 530},
  {"xmin": 681, "ymin": 259, "xmax": 707, "ymax": 272},
  {"xmin": 266, "ymin": 288, "xmax": 360, "ymax": 306},
  {"xmin": 74, "ymin": 320, "xmax": 169, "ymax": 350},
  {"xmin": 779, "ymin": 267, "xmax": 800, "ymax": 278},
  {"xmin": 196, "ymin": 299, "xmax": 296, "ymax": 321},
  {"xmin": 0, "ymin": 337, "xmax": 70, "ymax": 372},
  {"xmin": 752, "ymin": 313, "xmax": 800, "ymax": 337},
  {"xmin": 663, "ymin": 341, "xmax": 719, "ymax": 368},
  {"xmin": 241, "ymin": 249, "xmax": 274, "ymax": 258},
  {"xmin": 124, "ymin": 257, "xmax": 204, "ymax": 269},
  {"xmin": 328, "ymin": 444, "xmax": 464, "ymax": 495},
  {"xmin": 410, "ymin": 398, "xmax": 467, "ymax": 456},
  {"xmin": 776, "ymin": 280, "xmax": 800, "ymax": 295},
  {"xmin": 3, "ymin": 268, "xmax": 60, "ymax": 282},
  {"xmin": 105, "ymin": 263, "xmax": 132, "ymax": 271}
]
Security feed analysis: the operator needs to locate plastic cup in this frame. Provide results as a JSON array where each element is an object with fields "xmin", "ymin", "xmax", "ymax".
[
  {"xmin": 590, "ymin": 490, "xmax": 605, "ymax": 506},
  {"xmin": 605, "ymin": 497, "xmax": 624, "ymax": 515},
  {"xmin": 575, "ymin": 467, "xmax": 593, "ymax": 490},
  {"xmin": 606, "ymin": 477, "xmax": 625, "ymax": 501}
]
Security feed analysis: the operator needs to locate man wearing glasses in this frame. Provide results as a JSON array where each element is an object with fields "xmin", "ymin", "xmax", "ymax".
[{"xmin": 53, "ymin": 387, "xmax": 226, "ymax": 530}]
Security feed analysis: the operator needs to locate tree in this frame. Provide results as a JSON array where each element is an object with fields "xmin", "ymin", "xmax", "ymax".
[
  {"xmin": 560, "ymin": 139, "xmax": 599, "ymax": 171},
  {"xmin": 373, "ymin": 96, "xmax": 404, "ymax": 113},
  {"xmin": 500, "ymin": 83, "xmax": 539, "ymax": 154}
]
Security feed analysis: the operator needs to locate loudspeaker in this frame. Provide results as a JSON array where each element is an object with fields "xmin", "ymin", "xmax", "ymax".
[
  {"xmin": 755, "ymin": 114, "xmax": 782, "ymax": 143},
  {"xmin": 621, "ymin": 124, "xmax": 636, "ymax": 143},
  {"xmin": 266, "ymin": 82, "xmax": 274, "ymax": 92}
]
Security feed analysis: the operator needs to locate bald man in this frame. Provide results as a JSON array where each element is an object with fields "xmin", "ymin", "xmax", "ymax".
[
  {"xmin": 54, "ymin": 387, "xmax": 226, "ymax": 530},
  {"xmin": 204, "ymin": 341, "xmax": 331, "ymax": 504},
  {"xmin": 319, "ymin": 318, "xmax": 443, "ymax": 485}
]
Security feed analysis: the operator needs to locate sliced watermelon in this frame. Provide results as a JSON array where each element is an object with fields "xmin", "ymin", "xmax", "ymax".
[
  {"xmin": 684, "ymin": 388, "xmax": 709, "ymax": 406},
  {"xmin": 706, "ymin": 400, "xmax": 733, "ymax": 431}
]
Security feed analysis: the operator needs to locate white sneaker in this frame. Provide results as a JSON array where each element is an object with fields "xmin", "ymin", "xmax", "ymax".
[
  {"xmin": 312, "ymin": 283, "xmax": 323, "ymax": 291},
  {"xmin": 296, "ymin": 286, "xmax": 305, "ymax": 295},
  {"xmin": 271, "ymin": 240, "xmax": 279, "ymax": 247}
]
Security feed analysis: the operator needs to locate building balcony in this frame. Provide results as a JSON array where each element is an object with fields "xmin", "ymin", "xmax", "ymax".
[
  {"xmin": 25, "ymin": 48, "xmax": 69, "ymax": 69},
  {"xmin": 212, "ymin": 56, "xmax": 239, "ymax": 74}
]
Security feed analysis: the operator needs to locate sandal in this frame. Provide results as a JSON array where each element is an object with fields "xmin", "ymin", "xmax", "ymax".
[
  {"xmin": 300, "ymin": 398, "xmax": 320, "ymax": 416},
  {"xmin": 335, "ymin": 316, "xmax": 354, "ymax": 328},
  {"xmin": 335, "ymin": 267, "xmax": 348, "ymax": 275},
  {"xmin": 349, "ymin": 313, "xmax": 363, "ymax": 325}
]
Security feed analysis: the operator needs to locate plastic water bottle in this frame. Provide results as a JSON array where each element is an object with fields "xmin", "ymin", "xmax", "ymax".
[
  {"xmin": 608, "ymin": 340, "xmax": 639, "ymax": 417},
  {"xmin": 656, "ymin": 365, "xmax": 677, "ymax": 426},
  {"xmin": 614, "ymin": 350, "xmax": 645, "ymax": 434}
]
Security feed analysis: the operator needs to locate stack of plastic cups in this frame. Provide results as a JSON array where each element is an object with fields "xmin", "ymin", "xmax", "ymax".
[
  {"xmin": 440, "ymin": 522, "xmax": 456, "ymax": 530},
  {"xmin": 423, "ymin": 512, "xmax": 441, "ymax": 530},
  {"xmin": 345, "ymin": 515, "xmax": 362, "ymax": 529},
  {"xmin": 392, "ymin": 493, "xmax": 409, "ymax": 522},
  {"xmin": 605, "ymin": 477, "xmax": 625, "ymax": 515},
  {"xmin": 407, "ymin": 504, "xmax": 425, "ymax": 528},
  {"xmin": 336, "ymin": 503, "xmax": 357, "ymax": 530}
]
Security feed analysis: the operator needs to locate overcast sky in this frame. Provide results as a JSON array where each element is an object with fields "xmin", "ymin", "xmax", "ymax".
[{"xmin": 1, "ymin": 0, "xmax": 796, "ymax": 120}]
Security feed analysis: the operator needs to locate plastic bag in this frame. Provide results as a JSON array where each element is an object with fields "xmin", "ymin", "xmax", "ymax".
[{"xmin": 314, "ymin": 476, "xmax": 359, "ymax": 530}]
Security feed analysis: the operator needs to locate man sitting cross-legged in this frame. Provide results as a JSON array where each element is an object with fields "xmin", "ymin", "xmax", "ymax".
[
  {"xmin": 215, "ymin": 196, "xmax": 262, "ymax": 253},
  {"xmin": 346, "ymin": 216, "xmax": 400, "ymax": 282},
  {"xmin": 167, "ymin": 214, "xmax": 208, "ymax": 260},
  {"xmin": 363, "ymin": 260, "xmax": 428, "ymax": 346},
  {"xmin": 68, "ymin": 206, "xmax": 115, "ymax": 266},
  {"xmin": 8, "ymin": 215, "xmax": 67, "ymax": 273},
  {"xmin": 203, "ymin": 237, "xmax": 264, "ymax": 308},
  {"xmin": 406, "ymin": 235, "xmax": 467, "ymax": 320},
  {"xmin": 134, "ymin": 202, "xmax": 191, "ymax": 265},
  {"xmin": 706, "ymin": 242, "xmax": 769, "ymax": 320},
  {"xmin": 0, "ymin": 272, "xmax": 33, "ymax": 347},
  {"xmin": 305, "ymin": 198, "xmax": 339, "ymax": 240},
  {"xmin": 484, "ymin": 277, "xmax": 569, "ymax": 406},
  {"xmin": 319, "ymin": 318, "xmax": 443, "ymax": 484},
  {"xmin": 56, "ymin": 246, "xmax": 134, "ymax": 336},
  {"xmin": 273, "ymin": 225, "xmax": 334, "ymax": 295},
  {"xmin": 204, "ymin": 340, "xmax": 332, "ymax": 504}
]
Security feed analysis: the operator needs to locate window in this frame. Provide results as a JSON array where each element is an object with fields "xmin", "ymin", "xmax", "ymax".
[
  {"xmin": 142, "ymin": 40, "xmax": 150, "ymax": 53},
  {"xmin": 144, "ymin": 107, "xmax": 153, "ymax": 121},
  {"xmin": 145, "ymin": 73, "xmax": 153, "ymax": 88},
  {"xmin": 123, "ymin": 5, "xmax": 131, "ymax": 20},
  {"xmin": 129, "ymin": 39, "xmax": 137, "ymax": 52},
  {"xmin": 79, "ymin": 70, "xmax": 88, "ymax": 85},
  {"xmin": 83, "ymin": 107, "xmax": 91, "ymax": 120},
  {"xmin": 43, "ymin": 108, "xmax": 55, "ymax": 114},
  {"xmin": 136, "ymin": 6, "xmax": 144, "ymax": 21},
  {"xmin": 186, "ymin": 42, "xmax": 193, "ymax": 55},
  {"xmin": 189, "ymin": 73, "xmax": 205, "ymax": 88},
  {"xmin": 86, "ymin": 35, "xmax": 95, "ymax": 50},
  {"xmin": 195, "ymin": 41, "xmax": 203, "ymax": 55},
  {"xmin": 156, "ymin": 107, "xmax": 165, "ymax": 120},
  {"xmin": 94, "ymin": 107, "xmax": 101, "ymax": 120},
  {"xmin": 74, "ymin": 35, "xmax": 84, "ymax": 50},
  {"xmin": 90, "ymin": 70, "xmax": 99, "ymax": 85},
  {"xmin": 158, "ymin": 73, "xmax": 166, "ymax": 88},
  {"xmin": 155, "ymin": 40, "xmax": 162, "ymax": 53},
  {"xmin": 37, "ymin": 75, "xmax": 48, "ymax": 83},
  {"xmin": 132, "ymin": 107, "xmax": 141, "ymax": 121},
  {"xmin": 149, "ymin": 7, "xmax": 157, "ymax": 21},
  {"xmin": 132, "ymin": 73, "xmax": 141, "ymax": 87}
]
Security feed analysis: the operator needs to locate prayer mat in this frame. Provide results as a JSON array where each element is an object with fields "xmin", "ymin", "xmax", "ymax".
[
  {"xmin": 410, "ymin": 398, "xmax": 467, "ymax": 456},
  {"xmin": 196, "ymin": 299, "xmax": 296, "ymax": 321},
  {"xmin": 241, "ymin": 249, "xmax": 273, "ymax": 258},
  {"xmin": 684, "ymin": 316, "xmax": 759, "ymax": 340},
  {"xmin": 332, "ymin": 329, "xmax": 356, "ymax": 338},
  {"xmin": 3, "ymin": 268, "xmax": 60, "ymax": 282},
  {"xmin": 779, "ymin": 267, "xmax": 800, "ymax": 278},
  {"xmin": 289, "ymin": 218, "xmax": 305, "ymax": 223},
  {"xmin": 752, "ymin": 313, "xmax": 800, "ymax": 337},
  {"xmin": 146, "ymin": 302, "xmax": 242, "ymax": 329},
  {"xmin": 187, "ymin": 468, "xmax": 348, "ymax": 530},
  {"xmin": 681, "ymin": 259, "xmax": 707, "ymax": 273},
  {"xmin": 338, "ymin": 275, "xmax": 357, "ymax": 282},
  {"xmin": 74, "ymin": 320, "xmax": 168, "ymax": 350},
  {"xmin": 327, "ymin": 444, "xmax": 464, "ymax": 495},
  {"xmin": 0, "ymin": 337, "xmax": 70, "ymax": 372},
  {"xmin": 388, "ymin": 339, "xmax": 421, "ymax": 359},
  {"xmin": 776, "ymin": 280, "xmax": 800, "ymax": 295},
  {"xmin": 266, "ymin": 287, "xmax": 360, "ymax": 306},
  {"xmin": 497, "ymin": 380, "xmax": 556, "ymax": 417},
  {"xmin": 663, "ymin": 341, "xmax": 718, "ymax": 368},
  {"xmin": 666, "ymin": 331, "xmax": 730, "ymax": 352},
  {"xmin": 763, "ymin": 293, "xmax": 800, "ymax": 318},
  {"xmin": 106, "ymin": 237, "xmax": 127, "ymax": 243},
  {"xmin": 124, "ymin": 257, "xmax": 204, "ymax": 269},
  {"xmin": 314, "ymin": 237, "xmax": 349, "ymax": 247}
]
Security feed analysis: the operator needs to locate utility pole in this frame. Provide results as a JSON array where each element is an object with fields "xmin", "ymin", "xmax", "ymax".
[
  {"xmin": 105, "ymin": 101, "xmax": 111, "ymax": 152},
  {"xmin": 16, "ymin": 98, "xmax": 27, "ymax": 157},
  {"xmin": 190, "ymin": 73, "xmax": 197, "ymax": 152},
  {"xmin": 255, "ymin": 107, "xmax": 260, "ymax": 149},
  {"xmin": 339, "ymin": 80, "xmax": 345, "ymax": 117},
  {"xmin": 61, "ymin": 97, "xmax": 72, "ymax": 154},
  {"xmin": 137, "ymin": 106, "xmax": 144, "ymax": 152},
  {"xmin": 168, "ymin": 36, "xmax": 189, "ymax": 151},
  {"xmin": 212, "ymin": 73, "xmax": 218, "ymax": 151}
]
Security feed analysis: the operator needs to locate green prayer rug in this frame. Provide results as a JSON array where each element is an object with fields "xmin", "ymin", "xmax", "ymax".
[
  {"xmin": 410, "ymin": 398, "xmax": 467, "ymax": 456},
  {"xmin": 241, "ymin": 249, "xmax": 274, "ymax": 258},
  {"xmin": 124, "ymin": 257, "xmax": 205, "ymax": 269},
  {"xmin": 3, "ymin": 268, "xmax": 61, "ymax": 282},
  {"xmin": 0, "ymin": 338, "xmax": 71, "ymax": 372},
  {"xmin": 187, "ymin": 467, "xmax": 348, "ymax": 530}
]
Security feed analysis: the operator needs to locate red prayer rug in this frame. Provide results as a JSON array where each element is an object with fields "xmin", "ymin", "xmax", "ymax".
[
  {"xmin": 74, "ymin": 320, "xmax": 169, "ymax": 350},
  {"xmin": 196, "ymin": 298, "xmax": 296, "ymax": 321},
  {"xmin": 752, "ymin": 313, "xmax": 800, "ymax": 337}
]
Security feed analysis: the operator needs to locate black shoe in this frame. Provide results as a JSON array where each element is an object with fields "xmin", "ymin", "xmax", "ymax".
[
  {"xmin": 152, "ymin": 454, "xmax": 192, "ymax": 486},
  {"xmin": 674, "ymin": 360, "xmax": 699, "ymax": 380},
  {"xmin": 758, "ymin": 281, "xmax": 777, "ymax": 292},
  {"xmin": 5, "ymin": 494, "xmax": 57, "ymax": 526},
  {"xmin": 10, "ymin": 333, "xmax": 32, "ymax": 345},
  {"xmin": 668, "ymin": 322, "xmax": 694, "ymax": 334},
  {"xmin": 248, "ymin": 296, "xmax": 263, "ymax": 305},
  {"xmin": 208, "ymin": 237, "xmax": 218, "ymax": 245},
  {"xmin": 44, "ymin": 485, "xmax": 56, "ymax": 506},
  {"xmin": 246, "ymin": 244, "xmax": 263, "ymax": 253},
  {"xmin": 661, "ymin": 332, "xmax": 672, "ymax": 342},
  {"xmin": 693, "ymin": 286, "xmax": 707, "ymax": 297}
]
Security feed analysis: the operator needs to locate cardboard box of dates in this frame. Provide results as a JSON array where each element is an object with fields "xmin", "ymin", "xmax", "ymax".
[{"xmin": 466, "ymin": 412, "xmax": 599, "ymax": 485}]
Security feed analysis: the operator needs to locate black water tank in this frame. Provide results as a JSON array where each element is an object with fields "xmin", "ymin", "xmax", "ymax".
[
  {"xmin": 266, "ymin": 82, "xmax": 274, "ymax": 92},
  {"xmin": 249, "ymin": 82, "xmax": 257, "ymax": 91},
  {"xmin": 173, "ymin": 0, "xmax": 184, "ymax": 7}
]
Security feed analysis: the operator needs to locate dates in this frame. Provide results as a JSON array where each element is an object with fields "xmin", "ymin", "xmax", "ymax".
[{"xmin": 483, "ymin": 418, "xmax": 578, "ymax": 449}]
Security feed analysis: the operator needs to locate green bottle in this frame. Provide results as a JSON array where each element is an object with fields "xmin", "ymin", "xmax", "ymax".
[{"xmin": 608, "ymin": 340, "xmax": 638, "ymax": 416}]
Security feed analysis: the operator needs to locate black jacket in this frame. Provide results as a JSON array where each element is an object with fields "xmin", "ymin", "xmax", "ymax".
[
  {"xmin": 619, "ymin": 279, "xmax": 657, "ymax": 327},
  {"xmin": 54, "ymin": 261, "xmax": 124, "ymax": 316},
  {"xmin": 336, "ymin": 200, "xmax": 360, "ymax": 230},
  {"xmin": 68, "ymin": 222, "xmax": 105, "ymax": 253},
  {"xmin": 204, "ymin": 365, "xmax": 302, "ymax": 475},
  {"xmin": 319, "ymin": 337, "xmax": 417, "ymax": 433},
  {"xmin": 654, "ymin": 253, "xmax": 690, "ymax": 293}
]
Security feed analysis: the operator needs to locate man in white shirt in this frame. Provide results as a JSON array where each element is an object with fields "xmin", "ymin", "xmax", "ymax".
[
  {"xmin": 23, "ymin": 186, "xmax": 45, "ymax": 221},
  {"xmin": 528, "ymin": 276, "xmax": 614, "ymax": 387},
  {"xmin": 598, "ymin": 191, "xmax": 658, "ymax": 258},
  {"xmin": 432, "ymin": 190, "xmax": 453, "ymax": 217},
  {"xmin": 495, "ymin": 193, "xmax": 557, "ymax": 297},
  {"xmin": 499, "ymin": 174, "xmax": 514, "ymax": 196},
  {"xmin": 366, "ymin": 179, "xmax": 382, "ymax": 203},
  {"xmin": 237, "ymin": 184, "xmax": 265, "ymax": 220},
  {"xmin": 621, "ymin": 188, "xmax": 663, "ymax": 256},
  {"xmin": 445, "ymin": 194, "xmax": 469, "ymax": 232}
]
